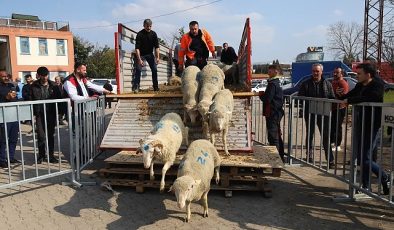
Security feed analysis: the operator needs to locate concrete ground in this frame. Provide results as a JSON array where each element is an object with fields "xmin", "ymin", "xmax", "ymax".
[{"xmin": 0, "ymin": 102, "xmax": 393, "ymax": 230}]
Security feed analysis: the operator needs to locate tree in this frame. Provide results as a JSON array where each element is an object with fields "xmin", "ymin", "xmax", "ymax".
[
  {"xmin": 86, "ymin": 45, "xmax": 115, "ymax": 79},
  {"xmin": 327, "ymin": 21, "xmax": 363, "ymax": 63},
  {"xmin": 73, "ymin": 35, "xmax": 94, "ymax": 64}
]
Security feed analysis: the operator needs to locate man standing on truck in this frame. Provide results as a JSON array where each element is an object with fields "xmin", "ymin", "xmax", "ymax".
[
  {"xmin": 133, "ymin": 19, "xmax": 160, "ymax": 92},
  {"xmin": 178, "ymin": 21, "xmax": 216, "ymax": 71}
]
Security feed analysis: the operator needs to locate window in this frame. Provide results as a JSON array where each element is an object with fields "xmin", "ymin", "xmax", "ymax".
[
  {"xmin": 56, "ymin": 39, "xmax": 65, "ymax": 55},
  {"xmin": 38, "ymin": 38, "xmax": 48, "ymax": 55},
  {"xmin": 20, "ymin": 37, "xmax": 30, "ymax": 54},
  {"xmin": 58, "ymin": 71, "xmax": 66, "ymax": 77}
]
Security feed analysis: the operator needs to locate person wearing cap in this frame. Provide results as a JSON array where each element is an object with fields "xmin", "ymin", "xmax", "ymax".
[
  {"xmin": 0, "ymin": 70, "xmax": 20, "ymax": 168},
  {"xmin": 30, "ymin": 66, "xmax": 62, "ymax": 164}
]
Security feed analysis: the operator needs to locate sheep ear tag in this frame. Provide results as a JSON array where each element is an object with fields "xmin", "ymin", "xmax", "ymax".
[{"xmin": 143, "ymin": 144, "xmax": 150, "ymax": 152}]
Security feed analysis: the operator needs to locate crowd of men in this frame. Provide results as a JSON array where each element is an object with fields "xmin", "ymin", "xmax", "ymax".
[{"xmin": 0, "ymin": 63, "xmax": 111, "ymax": 168}]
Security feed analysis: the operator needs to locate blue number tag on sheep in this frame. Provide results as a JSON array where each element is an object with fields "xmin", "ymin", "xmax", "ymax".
[
  {"xmin": 197, "ymin": 156, "xmax": 206, "ymax": 165},
  {"xmin": 143, "ymin": 144, "xmax": 149, "ymax": 152},
  {"xmin": 155, "ymin": 122, "xmax": 164, "ymax": 130},
  {"xmin": 172, "ymin": 124, "xmax": 180, "ymax": 133}
]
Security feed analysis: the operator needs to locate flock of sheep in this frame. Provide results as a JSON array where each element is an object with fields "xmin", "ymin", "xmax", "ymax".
[{"xmin": 138, "ymin": 64, "xmax": 234, "ymax": 222}]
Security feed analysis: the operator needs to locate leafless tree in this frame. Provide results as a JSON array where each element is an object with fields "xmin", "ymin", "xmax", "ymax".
[
  {"xmin": 383, "ymin": 0, "xmax": 394, "ymax": 67},
  {"xmin": 326, "ymin": 21, "xmax": 363, "ymax": 63}
]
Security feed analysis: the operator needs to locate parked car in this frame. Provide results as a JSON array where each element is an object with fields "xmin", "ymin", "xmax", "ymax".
[
  {"xmin": 90, "ymin": 78, "xmax": 118, "ymax": 94},
  {"xmin": 251, "ymin": 81, "xmax": 267, "ymax": 93}
]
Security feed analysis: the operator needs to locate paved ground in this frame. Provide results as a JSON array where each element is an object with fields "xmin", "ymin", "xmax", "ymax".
[{"xmin": 0, "ymin": 102, "xmax": 393, "ymax": 229}]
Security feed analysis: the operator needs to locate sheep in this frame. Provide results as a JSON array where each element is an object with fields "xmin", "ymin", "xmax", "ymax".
[
  {"xmin": 181, "ymin": 66, "xmax": 201, "ymax": 124},
  {"xmin": 139, "ymin": 112, "xmax": 189, "ymax": 192},
  {"xmin": 169, "ymin": 139, "xmax": 221, "ymax": 222},
  {"xmin": 197, "ymin": 64, "xmax": 225, "ymax": 137},
  {"xmin": 208, "ymin": 89, "xmax": 234, "ymax": 156},
  {"xmin": 168, "ymin": 75, "xmax": 182, "ymax": 86}
]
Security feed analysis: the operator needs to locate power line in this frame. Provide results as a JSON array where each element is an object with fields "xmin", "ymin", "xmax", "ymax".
[{"xmin": 73, "ymin": 0, "xmax": 223, "ymax": 30}]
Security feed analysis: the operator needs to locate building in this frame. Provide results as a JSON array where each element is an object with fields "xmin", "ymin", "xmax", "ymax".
[{"xmin": 0, "ymin": 13, "xmax": 74, "ymax": 82}]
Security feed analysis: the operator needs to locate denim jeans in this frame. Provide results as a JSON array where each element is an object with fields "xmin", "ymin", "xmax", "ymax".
[
  {"xmin": 133, "ymin": 53, "xmax": 158, "ymax": 89},
  {"xmin": 0, "ymin": 121, "xmax": 19, "ymax": 162}
]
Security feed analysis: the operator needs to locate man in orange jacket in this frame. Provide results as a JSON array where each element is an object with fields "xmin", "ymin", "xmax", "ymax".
[{"xmin": 178, "ymin": 21, "xmax": 216, "ymax": 71}]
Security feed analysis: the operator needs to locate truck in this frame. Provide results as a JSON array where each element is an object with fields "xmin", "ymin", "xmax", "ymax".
[
  {"xmin": 102, "ymin": 18, "xmax": 254, "ymax": 152},
  {"xmin": 291, "ymin": 60, "xmax": 352, "ymax": 84}
]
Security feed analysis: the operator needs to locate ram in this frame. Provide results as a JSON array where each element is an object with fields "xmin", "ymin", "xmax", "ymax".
[
  {"xmin": 208, "ymin": 89, "xmax": 234, "ymax": 155},
  {"xmin": 170, "ymin": 139, "xmax": 221, "ymax": 222},
  {"xmin": 181, "ymin": 66, "xmax": 201, "ymax": 124},
  {"xmin": 197, "ymin": 64, "xmax": 225, "ymax": 136},
  {"xmin": 139, "ymin": 113, "xmax": 189, "ymax": 192}
]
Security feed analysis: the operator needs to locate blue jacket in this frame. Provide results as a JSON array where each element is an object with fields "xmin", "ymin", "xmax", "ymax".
[{"xmin": 259, "ymin": 77, "xmax": 284, "ymax": 120}]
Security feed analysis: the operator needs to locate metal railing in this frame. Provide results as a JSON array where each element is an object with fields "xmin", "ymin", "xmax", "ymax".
[
  {"xmin": 0, "ymin": 99, "xmax": 73, "ymax": 190},
  {"xmin": 287, "ymin": 96, "xmax": 393, "ymax": 205},
  {"xmin": 71, "ymin": 96, "xmax": 106, "ymax": 184},
  {"xmin": 0, "ymin": 17, "xmax": 69, "ymax": 31}
]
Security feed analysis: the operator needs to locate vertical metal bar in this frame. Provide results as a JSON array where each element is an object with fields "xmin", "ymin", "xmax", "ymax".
[
  {"xmin": 16, "ymin": 105, "xmax": 26, "ymax": 180},
  {"xmin": 1, "ymin": 107, "xmax": 12, "ymax": 183},
  {"xmin": 360, "ymin": 106, "xmax": 366, "ymax": 189},
  {"xmin": 43, "ymin": 103, "xmax": 50, "ymax": 173},
  {"xmin": 55, "ymin": 102, "xmax": 62, "ymax": 169},
  {"xmin": 30, "ymin": 103, "xmax": 38, "ymax": 176}
]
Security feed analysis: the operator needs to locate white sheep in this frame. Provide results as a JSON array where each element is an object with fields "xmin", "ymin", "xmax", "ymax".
[
  {"xmin": 181, "ymin": 66, "xmax": 201, "ymax": 124},
  {"xmin": 139, "ymin": 112, "xmax": 189, "ymax": 192},
  {"xmin": 169, "ymin": 139, "xmax": 221, "ymax": 222},
  {"xmin": 197, "ymin": 64, "xmax": 225, "ymax": 136},
  {"xmin": 208, "ymin": 89, "xmax": 234, "ymax": 156},
  {"xmin": 168, "ymin": 75, "xmax": 182, "ymax": 86}
]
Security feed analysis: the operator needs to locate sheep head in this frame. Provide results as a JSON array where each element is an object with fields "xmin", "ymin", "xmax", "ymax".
[
  {"xmin": 209, "ymin": 110, "xmax": 231, "ymax": 132},
  {"xmin": 197, "ymin": 100, "xmax": 212, "ymax": 119},
  {"xmin": 169, "ymin": 175, "xmax": 201, "ymax": 209},
  {"xmin": 139, "ymin": 139, "xmax": 164, "ymax": 168}
]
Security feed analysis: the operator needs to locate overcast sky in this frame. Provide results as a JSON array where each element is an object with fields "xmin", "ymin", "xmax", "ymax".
[{"xmin": 1, "ymin": 0, "xmax": 365, "ymax": 63}]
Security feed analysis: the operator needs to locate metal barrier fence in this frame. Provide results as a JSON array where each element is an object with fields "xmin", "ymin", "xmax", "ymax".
[
  {"xmin": 287, "ymin": 96, "xmax": 393, "ymax": 205},
  {"xmin": 0, "ymin": 99, "xmax": 73, "ymax": 190},
  {"xmin": 251, "ymin": 95, "xmax": 292, "ymax": 155},
  {"xmin": 72, "ymin": 96, "xmax": 106, "ymax": 184},
  {"xmin": 251, "ymin": 94, "xmax": 393, "ymax": 205}
]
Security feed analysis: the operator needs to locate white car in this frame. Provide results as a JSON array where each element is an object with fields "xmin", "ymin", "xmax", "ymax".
[
  {"xmin": 90, "ymin": 79, "xmax": 117, "ymax": 94},
  {"xmin": 251, "ymin": 81, "xmax": 267, "ymax": 93}
]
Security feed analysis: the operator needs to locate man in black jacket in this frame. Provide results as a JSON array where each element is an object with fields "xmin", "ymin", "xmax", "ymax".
[
  {"xmin": 298, "ymin": 63, "xmax": 335, "ymax": 167},
  {"xmin": 259, "ymin": 64, "xmax": 285, "ymax": 162},
  {"xmin": 340, "ymin": 63, "xmax": 390, "ymax": 194},
  {"xmin": 133, "ymin": 19, "xmax": 160, "ymax": 92},
  {"xmin": 30, "ymin": 67, "xmax": 62, "ymax": 163}
]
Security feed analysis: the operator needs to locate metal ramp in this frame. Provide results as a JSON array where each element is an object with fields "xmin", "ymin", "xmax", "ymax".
[{"xmin": 100, "ymin": 93, "xmax": 254, "ymax": 151}]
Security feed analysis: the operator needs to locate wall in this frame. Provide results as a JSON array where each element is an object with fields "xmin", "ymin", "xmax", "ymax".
[{"xmin": 0, "ymin": 26, "xmax": 74, "ymax": 78}]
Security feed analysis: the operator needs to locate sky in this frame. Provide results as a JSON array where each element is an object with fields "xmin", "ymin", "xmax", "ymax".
[{"xmin": 0, "ymin": 0, "xmax": 365, "ymax": 64}]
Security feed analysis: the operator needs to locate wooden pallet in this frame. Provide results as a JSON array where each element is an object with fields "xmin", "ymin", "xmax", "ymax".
[{"xmin": 99, "ymin": 145, "xmax": 283, "ymax": 197}]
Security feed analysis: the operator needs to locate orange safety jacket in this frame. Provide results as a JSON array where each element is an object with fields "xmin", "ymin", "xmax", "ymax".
[{"xmin": 178, "ymin": 29, "xmax": 215, "ymax": 66}]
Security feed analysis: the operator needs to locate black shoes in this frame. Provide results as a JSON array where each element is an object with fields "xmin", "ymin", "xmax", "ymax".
[
  {"xmin": 382, "ymin": 176, "xmax": 391, "ymax": 195},
  {"xmin": 0, "ymin": 161, "xmax": 8, "ymax": 169},
  {"xmin": 37, "ymin": 156, "xmax": 59, "ymax": 164},
  {"xmin": 9, "ymin": 159, "xmax": 21, "ymax": 164},
  {"xmin": 132, "ymin": 85, "xmax": 140, "ymax": 93},
  {"xmin": 153, "ymin": 86, "xmax": 159, "ymax": 91}
]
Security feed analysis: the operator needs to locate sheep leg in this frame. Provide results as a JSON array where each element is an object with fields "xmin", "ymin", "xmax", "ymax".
[
  {"xmin": 185, "ymin": 200, "xmax": 192, "ymax": 222},
  {"xmin": 160, "ymin": 161, "xmax": 172, "ymax": 192},
  {"xmin": 202, "ymin": 120, "xmax": 209, "ymax": 139},
  {"xmin": 215, "ymin": 166, "xmax": 220, "ymax": 184},
  {"xmin": 210, "ymin": 133, "xmax": 215, "ymax": 145},
  {"xmin": 183, "ymin": 110, "xmax": 188, "ymax": 123},
  {"xmin": 202, "ymin": 192, "xmax": 209, "ymax": 218},
  {"xmin": 150, "ymin": 162, "xmax": 155, "ymax": 181},
  {"xmin": 184, "ymin": 126, "xmax": 189, "ymax": 146},
  {"xmin": 222, "ymin": 128, "xmax": 230, "ymax": 156}
]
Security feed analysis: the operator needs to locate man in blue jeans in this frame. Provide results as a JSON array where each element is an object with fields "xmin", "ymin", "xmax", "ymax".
[
  {"xmin": 341, "ymin": 63, "xmax": 390, "ymax": 195},
  {"xmin": 133, "ymin": 18, "xmax": 160, "ymax": 93},
  {"xmin": 0, "ymin": 70, "xmax": 20, "ymax": 168}
]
